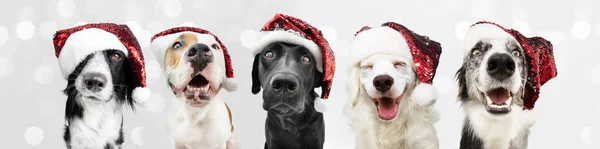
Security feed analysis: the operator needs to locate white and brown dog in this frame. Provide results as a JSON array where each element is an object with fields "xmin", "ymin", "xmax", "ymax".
[
  {"xmin": 457, "ymin": 21, "xmax": 557, "ymax": 149},
  {"xmin": 344, "ymin": 23, "xmax": 442, "ymax": 149},
  {"xmin": 151, "ymin": 27, "xmax": 239, "ymax": 149}
]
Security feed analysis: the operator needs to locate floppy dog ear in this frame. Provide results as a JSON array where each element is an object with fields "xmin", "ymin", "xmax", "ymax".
[
  {"xmin": 313, "ymin": 70, "xmax": 323, "ymax": 88},
  {"xmin": 455, "ymin": 65, "xmax": 469, "ymax": 101},
  {"xmin": 343, "ymin": 66, "xmax": 361, "ymax": 114},
  {"xmin": 251, "ymin": 55, "xmax": 261, "ymax": 94},
  {"xmin": 124, "ymin": 60, "xmax": 137, "ymax": 110}
]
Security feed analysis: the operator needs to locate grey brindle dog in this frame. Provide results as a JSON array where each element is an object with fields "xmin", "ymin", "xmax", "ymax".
[
  {"xmin": 252, "ymin": 42, "xmax": 325, "ymax": 149},
  {"xmin": 457, "ymin": 39, "xmax": 531, "ymax": 149}
]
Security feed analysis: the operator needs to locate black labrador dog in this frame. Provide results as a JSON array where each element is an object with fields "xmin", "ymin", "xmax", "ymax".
[{"xmin": 252, "ymin": 42, "xmax": 325, "ymax": 149}]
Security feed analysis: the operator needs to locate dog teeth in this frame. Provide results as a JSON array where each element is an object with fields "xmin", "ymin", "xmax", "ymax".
[
  {"xmin": 186, "ymin": 85, "xmax": 210, "ymax": 91},
  {"xmin": 485, "ymin": 96, "xmax": 512, "ymax": 108}
]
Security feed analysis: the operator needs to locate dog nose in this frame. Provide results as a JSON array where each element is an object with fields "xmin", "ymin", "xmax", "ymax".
[
  {"xmin": 373, "ymin": 75, "xmax": 394, "ymax": 92},
  {"xmin": 271, "ymin": 74, "xmax": 299, "ymax": 93},
  {"xmin": 487, "ymin": 53, "xmax": 515, "ymax": 80},
  {"xmin": 83, "ymin": 73, "xmax": 107, "ymax": 92},
  {"xmin": 187, "ymin": 43, "xmax": 212, "ymax": 59}
]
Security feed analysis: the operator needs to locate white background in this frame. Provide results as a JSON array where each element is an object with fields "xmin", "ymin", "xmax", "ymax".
[{"xmin": 0, "ymin": 0, "xmax": 598, "ymax": 148}]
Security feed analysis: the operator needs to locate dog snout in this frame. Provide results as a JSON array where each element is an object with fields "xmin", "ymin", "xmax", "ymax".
[
  {"xmin": 373, "ymin": 75, "xmax": 394, "ymax": 92},
  {"xmin": 486, "ymin": 53, "xmax": 515, "ymax": 80},
  {"xmin": 271, "ymin": 74, "xmax": 299, "ymax": 93},
  {"xmin": 186, "ymin": 43, "xmax": 213, "ymax": 61},
  {"xmin": 83, "ymin": 73, "xmax": 107, "ymax": 92}
]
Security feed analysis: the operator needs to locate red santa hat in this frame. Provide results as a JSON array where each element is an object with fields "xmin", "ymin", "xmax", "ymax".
[
  {"xmin": 53, "ymin": 23, "xmax": 150, "ymax": 103},
  {"xmin": 463, "ymin": 21, "xmax": 557, "ymax": 110},
  {"xmin": 350, "ymin": 22, "xmax": 442, "ymax": 106},
  {"xmin": 251, "ymin": 13, "xmax": 335, "ymax": 113},
  {"xmin": 150, "ymin": 27, "xmax": 237, "ymax": 92}
]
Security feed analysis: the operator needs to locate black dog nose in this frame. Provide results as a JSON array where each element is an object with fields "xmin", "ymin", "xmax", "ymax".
[
  {"xmin": 187, "ymin": 43, "xmax": 212, "ymax": 59},
  {"xmin": 83, "ymin": 73, "xmax": 107, "ymax": 92},
  {"xmin": 487, "ymin": 53, "xmax": 515, "ymax": 80},
  {"xmin": 271, "ymin": 75, "xmax": 299, "ymax": 93},
  {"xmin": 373, "ymin": 75, "xmax": 394, "ymax": 92}
]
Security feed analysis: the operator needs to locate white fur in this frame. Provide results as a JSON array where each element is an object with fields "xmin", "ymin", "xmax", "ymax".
[
  {"xmin": 58, "ymin": 28, "xmax": 128, "ymax": 79},
  {"xmin": 251, "ymin": 30, "xmax": 323, "ymax": 72},
  {"xmin": 167, "ymin": 97, "xmax": 234, "ymax": 149},
  {"xmin": 344, "ymin": 54, "xmax": 438, "ymax": 149},
  {"xmin": 463, "ymin": 23, "xmax": 518, "ymax": 57},
  {"xmin": 463, "ymin": 100, "xmax": 535, "ymax": 149},
  {"xmin": 68, "ymin": 99, "xmax": 122, "ymax": 149},
  {"xmin": 67, "ymin": 53, "xmax": 123, "ymax": 149}
]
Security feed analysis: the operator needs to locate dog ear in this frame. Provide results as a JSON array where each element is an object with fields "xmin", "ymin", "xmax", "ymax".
[
  {"xmin": 313, "ymin": 70, "xmax": 323, "ymax": 88},
  {"xmin": 251, "ymin": 55, "xmax": 261, "ymax": 94},
  {"xmin": 124, "ymin": 60, "xmax": 137, "ymax": 109},
  {"xmin": 455, "ymin": 65, "xmax": 469, "ymax": 100},
  {"xmin": 343, "ymin": 66, "xmax": 361, "ymax": 114}
]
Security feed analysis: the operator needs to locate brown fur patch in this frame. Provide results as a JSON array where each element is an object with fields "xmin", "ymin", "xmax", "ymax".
[
  {"xmin": 164, "ymin": 33, "xmax": 198, "ymax": 69},
  {"xmin": 225, "ymin": 103, "xmax": 234, "ymax": 132}
]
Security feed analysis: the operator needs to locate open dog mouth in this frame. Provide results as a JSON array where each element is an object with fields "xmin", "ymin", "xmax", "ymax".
[
  {"xmin": 184, "ymin": 74, "xmax": 212, "ymax": 101},
  {"xmin": 373, "ymin": 96, "xmax": 401, "ymax": 120},
  {"xmin": 484, "ymin": 88, "xmax": 513, "ymax": 115}
]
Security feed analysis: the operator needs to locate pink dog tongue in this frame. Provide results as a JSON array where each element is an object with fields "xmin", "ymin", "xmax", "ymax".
[
  {"xmin": 486, "ymin": 88, "xmax": 510, "ymax": 104},
  {"xmin": 377, "ymin": 98, "xmax": 398, "ymax": 120},
  {"xmin": 194, "ymin": 91, "xmax": 200, "ymax": 100}
]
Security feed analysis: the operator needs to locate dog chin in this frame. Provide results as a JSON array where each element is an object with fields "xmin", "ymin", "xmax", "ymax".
[
  {"xmin": 80, "ymin": 95, "xmax": 111, "ymax": 103},
  {"xmin": 268, "ymin": 105, "xmax": 298, "ymax": 116},
  {"xmin": 479, "ymin": 87, "xmax": 514, "ymax": 117},
  {"xmin": 185, "ymin": 99, "xmax": 211, "ymax": 107},
  {"xmin": 372, "ymin": 96, "xmax": 402, "ymax": 121}
]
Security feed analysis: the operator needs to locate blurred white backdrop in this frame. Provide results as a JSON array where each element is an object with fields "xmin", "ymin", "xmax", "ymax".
[{"xmin": 0, "ymin": 0, "xmax": 598, "ymax": 148}]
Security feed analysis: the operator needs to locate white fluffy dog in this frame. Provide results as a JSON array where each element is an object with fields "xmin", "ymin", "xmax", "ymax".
[{"xmin": 344, "ymin": 23, "xmax": 442, "ymax": 149}]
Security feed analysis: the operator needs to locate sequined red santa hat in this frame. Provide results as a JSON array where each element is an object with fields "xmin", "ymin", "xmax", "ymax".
[
  {"xmin": 150, "ymin": 27, "xmax": 237, "ymax": 92},
  {"xmin": 463, "ymin": 21, "xmax": 557, "ymax": 110},
  {"xmin": 251, "ymin": 13, "xmax": 335, "ymax": 113},
  {"xmin": 350, "ymin": 22, "xmax": 442, "ymax": 106},
  {"xmin": 53, "ymin": 23, "xmax": 150, "ymax": 103}
]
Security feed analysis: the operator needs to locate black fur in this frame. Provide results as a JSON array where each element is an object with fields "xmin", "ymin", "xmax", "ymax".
[
  {"xmin": 459, "ymin": 118, "xmax": 484, "ymax": 149},
  {"xmin": 63, "ymin": 50, "xmax": 135, "ymax": 148},
  {"xmin": 456, "ymin": 66, "xmax": 469, "ymax": 100},
  {"xmin": 252, "ymin": 42, "xmax": 325, "ymax": 149}
]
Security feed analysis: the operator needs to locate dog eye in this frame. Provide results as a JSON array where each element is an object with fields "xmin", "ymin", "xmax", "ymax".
[
  {"xmin": 264, "ymin": 51, "xmax": 274, "ymax": 59},
  {"xmin": 172, "ymin": 42, "xmax": 182, "ymax": 49},
  {"xmin": 112, "ymin": 53, "xmax": 121, "ymax": 61},
  {"xmin": 511, "ymin": 50, "xmax": 521, "ymax": 57},
  {"xmin": 471, "ymin": 48, "xmax": 481, "ymax": 56},
  {"xmin": 394, "ymin": 62, "xmax": 406, "ymax": 68},
  {"xmin": 361, "ymin": 65, "xmax": 373, "ymax": 70},
  {"xmin": 301, "ymin": 56, "xmax": 311, "ymax": 63},
  {"xmin": 211, "ymin": 44, "xmax": 220, "ymax": 50}
]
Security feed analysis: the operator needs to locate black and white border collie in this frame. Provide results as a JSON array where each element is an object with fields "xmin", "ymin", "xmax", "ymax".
[
  {"xmin": 456, "ymin": 39, "xmax": 535, "ymax": 149},
  {"xmin": 63, "ymin": 50, "xmax": 135, "ymax": 149}
]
